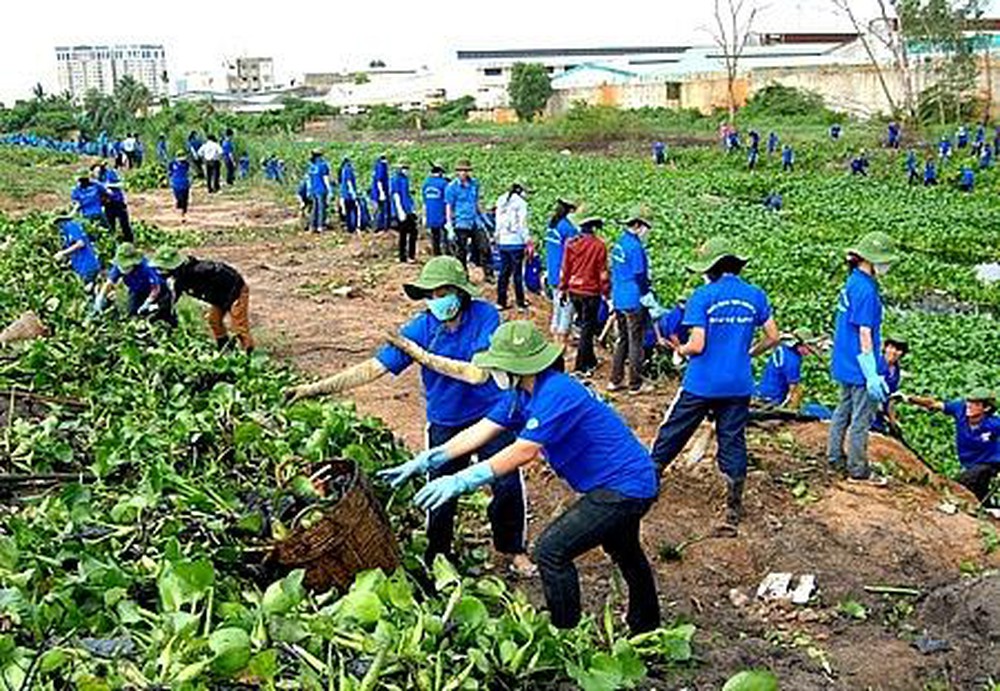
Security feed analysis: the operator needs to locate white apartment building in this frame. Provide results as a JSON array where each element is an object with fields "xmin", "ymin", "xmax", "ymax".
[
  {"xmin": 55, "ymin": 44, "xmax": 169, "ymax": 99},
  {"xmin": 226, "ymin": 57, "xmax": 275, "ymax": 94}
]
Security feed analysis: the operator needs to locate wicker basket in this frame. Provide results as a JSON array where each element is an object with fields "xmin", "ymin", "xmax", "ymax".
[
  {"xmin": 0, "ymin": 311, "xmax": 47, "ymax": 346},
  {"xmin": 269, "ymin": 458, "xmax": 401, "ymax": 592}
]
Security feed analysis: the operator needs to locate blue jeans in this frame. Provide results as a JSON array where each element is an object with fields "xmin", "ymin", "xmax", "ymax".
[
  {"xmin": 827, "ymin": 384, "xmax": 875, "ymax": 478},
  {"xmin": 310, "ymin": 194, "xmax": 328, "ymax": 231},
  {"xmin": 650, "ymin": 390, "xmax": 750, "ymax": 479},
  {"xmin": 534, "ymin": 489, "xmax": 659, "ymax": 633},
  {"xmin": 426, "ymin": 422, "xmax": 526, "ymax": 565}
]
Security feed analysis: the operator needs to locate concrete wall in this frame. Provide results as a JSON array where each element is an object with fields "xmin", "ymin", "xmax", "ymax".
[{"xmin": 546, "ymin": 74, "xmax": 747, "ymax": 116}]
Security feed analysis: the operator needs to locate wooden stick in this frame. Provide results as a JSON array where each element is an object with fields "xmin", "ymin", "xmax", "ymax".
[{"xmin": 0, "ymin": 389, "xmax": 86, "ymax": 409}]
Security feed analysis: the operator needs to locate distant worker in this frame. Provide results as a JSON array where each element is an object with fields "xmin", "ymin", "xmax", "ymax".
[
  {"xmin": 91, "ymin": 161, "xmax": 133, "ymax": 243},
  {"xmin": 958, "ymin": 166, "xmax": 975, "ymax": 193},
  {"xmin": 392, "ymin": 160, "xmax": 418, "ymax": 262},
  {"xmin": 306, "ymin": 148, "xmax": 332, "ymax": 233},
  {"xmin": 850, "ymin": 151, "xmax": 869, "ymax": 176},
  {"xmin": 559, "ymin": 217, "xmax": 609, "ymax": 375},
  {"xmin": 830, "ymin": 123, "xmax": 842, "ymax": 140},
  {"xmin": 238, "ymin": 152, "xmax": 251, "ymax": 179},
  {"xmin": 956, "ymin": 125, "xmax": 969, "ymax": 149},
  {"xmin": 53, "ymin": 216, "xmax": 101, "ymax": 288},
  {"xmin": 222, "ymin": 129, "xmax": 236, "ymax": 186},
  {"xmin": 973, "ymin": 123, "xmax": 986, "ymax": 156},
  {"xmin": 445, "ymin": 159, "xmax": 491, "ymax": 281},
  {"xmin": 168, "ymin": 152, "xmax": 192, "ymax": 222},
  {"xmin": 422, "ymin": 161, "xmax": 449, "ymax": 255},
  {"xmin": 887, "ymin": 121, "xmax": 901, "ymax": 149},
  {"xmin": 652, "ymin": 140, "xmax": 666, "ymax": 165},
  {"xmin": 187, "ymin": 131, "xmax": 204, "ymax": 177},
  {"xmin": 545, "ymin": 198, "xmax": 579, "ymax": 346},
  {"xmin": 198, "ymin": 135, "xmax": 223, "ymax": 194},
  {"xmin": 70, "ymin": 170, "xmax": 107, "ymax": 226},
  {"xmin": 905, "ymin": 150, "xmax": 919, "ymax": 184},
  {"xmin": 767, "ymin": 131, "xmax": 779, "ymax": 156},
  {"xmin": 494, "ymin": 181, "xmax": 531, "ymax": 309},
  {"xmin": 156, "ymin": 133, "xmax": 168, "ymax": 165},
  {"xmin": 782, "ymin": 144, "xmax": 794, "ymax": 172},
  {"xmin": 939, "ymin": 136, "xmax": 953, "ymax": 161},
  {"xmin": 923, "ymin": 158, "xmax": 938, "ymax": 186},
  {"xmin": 338, "ymin": 156, "xmax": 359, "ymax": 232},
  {"xmin": 371, "ymin": 152, "xmax": 391, "ymax": 231},
  {"xmin": 980, "ymin": 144, "xmax": 994, "ymax": 170},
  {"xmin": 754, "ymin": 329, "xmax": 820, "ymax": 409}
]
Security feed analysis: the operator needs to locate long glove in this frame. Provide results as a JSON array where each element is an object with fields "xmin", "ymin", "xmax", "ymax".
[
  {"xmin": 377, "ymin": 447, "xmax": 451, "ymax": 489},
  {"xmin": 857, "ymin": 351, "xmax": 889, "ymax": 404},
  {"xmin": 445, "ymin": 222, "xmax": 455, "ymax": 243},
  {"xmin": 92, "ymin": 292, "xmax": 107, "ymax": 314},
  {"xmin": 414, "ymin": 461, "xmax": 494, "ymax": 512},
  {"xmin": 639, "ymin": 292, "xmax": 666, "ymax": 319},
  {"xmin": 137, "ymin": 299, "xmax": 157, "ymax": 316}
]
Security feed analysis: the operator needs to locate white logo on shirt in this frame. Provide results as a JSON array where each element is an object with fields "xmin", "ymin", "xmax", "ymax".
[{"xmin": 526, "ymin": 418, "xmax": 540, "ymax": 430}]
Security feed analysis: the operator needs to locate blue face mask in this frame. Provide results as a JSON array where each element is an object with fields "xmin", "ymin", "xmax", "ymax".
[{"xmin": 426, "ymin": 293, "xmax": 462, "ymax": 321}]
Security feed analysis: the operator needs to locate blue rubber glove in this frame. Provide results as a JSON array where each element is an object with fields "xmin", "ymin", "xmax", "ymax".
[
  {"xmin": 92, "ymin": 292, "xmax": 107, "ymax": 314},
  {"xmin": 377, "ymin": 447, "xmax": 451, "ymax": 489},
  {"xmin": 857, "ymin": 351, "xmax": 889, "ymax": 404},
  {"xmin": 414, "ymin": 462, "xmax": 494, "ymax": 512}
]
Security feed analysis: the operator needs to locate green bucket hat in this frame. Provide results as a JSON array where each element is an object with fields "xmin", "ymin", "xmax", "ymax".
[
  {"xmin": 846, "ymin": 231, "xmax": 897, "ymax": 264},
  {"xmin": 570, "ymin": 214, "xmax": 603, "ymax": 231},
  {"xmin": 557, "ymin": 197, "xmax": 579, "ymax": 210},
  {"xmin": 623, "ymin": 204, "xmax": 652, "ymax": 228},
  {"xmin": 966, "ymin": 387, "xmax": 996, "ymax": 404},
  {"xmin": 455, "ymin": 158, "xmax": 473, "ymax": 171},
  {"xmin": 430, "ymin": 160, "xmax": 446, "ymax": 172},
  {"xmin": 686, "ymin": 237, "xmax": 750, "ymax": 274},
  {"xmin": 150, "ymin": 247, "xmax": 187, "ymax": 271},
  {"xmin": 785, "ymin": 327, "xmax": 821, "ymax": 347},
  {"xmin": 472, "ymin": 321, "xmax": 565, "ymax": 376},
  {"xmin": 396, "ymin": 159, "xmax": 410, "ymax": 169},
  {"xmin": 403, "ymin": 256, "xmax": 481, "ymax": 300},
  {"xmin": 114, "ymin": 243, "xmax": 144, "ymax": 272},
  {"xmin": 76, "ymin": 169, "xmax": 92, "ymax": 180}
]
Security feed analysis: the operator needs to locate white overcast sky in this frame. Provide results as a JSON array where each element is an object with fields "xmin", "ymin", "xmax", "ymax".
[{"xmin": 0, "ymin": 0, "xmax": 960, "ymax": 104}]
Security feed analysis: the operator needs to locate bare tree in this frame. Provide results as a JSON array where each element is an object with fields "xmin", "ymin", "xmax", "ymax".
[
  {"xmin": 831, "ymin": 0, "xmax": 900, "ymax": 116},
  {"xmin": 711, "ymin": 0, "xmax": 759, "ymax": 122},
  {"xmin": 869, "ymin": 0, "xmax": 917, "ymax": 120}
]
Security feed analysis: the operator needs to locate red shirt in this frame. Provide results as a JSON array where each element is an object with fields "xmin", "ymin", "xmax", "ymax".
[{"xmin": 560, "ymin": 233, "xmax": 609, "ymax": 297}]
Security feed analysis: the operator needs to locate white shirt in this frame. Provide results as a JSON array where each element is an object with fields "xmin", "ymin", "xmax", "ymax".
[
  {"xmin": 122, "ymin": 137, "xmax": 136, "ymax": 152},
  {"xmin": 495, "ymin": 192, "xmax": 529, "ymax": 248},
  {"xmin": 198, "ymin": 141, "xmax": 223, "ymax": 161}
]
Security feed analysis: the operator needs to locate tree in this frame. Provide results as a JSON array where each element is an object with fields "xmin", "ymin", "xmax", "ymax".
[
  {"xmin": 508, "ymin": 63, "xmax": 552, "ymax": 122},
  {"xmin": 710, "ymin": 0, "xmax": 759, "ymax": 122},
  {"xmin": 114, "ymin": 75, "xmax": 152, "ymax": 118},
  {"xmin": 831, "ymin": 0, "xmax": 900, "ymax": 117}
]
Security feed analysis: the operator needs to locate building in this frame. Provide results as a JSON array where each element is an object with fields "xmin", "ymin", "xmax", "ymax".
[
  {"xmin": 226, "ymin": 57, "xmax": 275, "ymax": 94},
  {"xmin": 175, "ymin": 71, "xmax": 222, "ymax": 95},
  {"xmin": 321, "ymin": 68, "xmax": 446, "ymax": 113},
  {"xmin": 55, "ymin": 44, "xmax": 168, "ymax": 99}
]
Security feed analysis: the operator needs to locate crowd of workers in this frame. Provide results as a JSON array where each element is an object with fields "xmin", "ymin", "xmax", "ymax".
[{"xmin": 30, "ymin": 121, "xmax": 1000, "ymax": 638}]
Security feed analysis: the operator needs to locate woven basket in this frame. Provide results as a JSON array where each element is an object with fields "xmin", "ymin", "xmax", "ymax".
[
  {"xmin": 0, "ymin": 311, "xmax": 47, "ymax": 346},
  {"xmin": 269, "ymin": 458, "xmax": 401, "ymax": 592}
]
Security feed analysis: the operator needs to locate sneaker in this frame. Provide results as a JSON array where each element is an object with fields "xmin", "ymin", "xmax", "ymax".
[
  {"xmin": 846, "ymin": 473, "xmax": 889, "ymax": 487},
  {"xmin": 629, "ymin": 383, "xmax": 655, "ymax": 396},
  {"xmin": 497, "ymin": 303, "xmax": 511, "ymax": 311},
  {"xmin": 606, "ymin": 381, "xmax": 625, "ymax": 392}
]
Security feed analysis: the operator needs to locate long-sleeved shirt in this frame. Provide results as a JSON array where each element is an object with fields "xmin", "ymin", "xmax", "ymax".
[
  {"xmin": 494, "ymin": 192, "xmax": 529, "ymax": 248},
  {"xmin": 610, "ymin": 230, "xmax": 651, "ymax": 311},
  {"xmin": 559, "ymin": 233, "xmax": 609, "ymax": 297}
]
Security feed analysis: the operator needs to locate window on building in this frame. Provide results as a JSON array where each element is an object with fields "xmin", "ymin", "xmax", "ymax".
[
  {"xmin": 545, "ymin": 66, "xmax": 555, "ymax": 73},
  {"xmin": 665, "ymin": 82, "xmax": 681, "ymax": 100},
  {"xmin": 483, "ymin": 67, "xmax": 502, "ymax": 77}
]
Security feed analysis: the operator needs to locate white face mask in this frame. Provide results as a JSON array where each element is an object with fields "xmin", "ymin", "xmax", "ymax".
[
  {"xmin": 490, "ymin": 371, "xmax": 516, "ymax": 390},
  {"xmin": 874, "ymin": 262, "xmax": 891, "ymax": 276}
]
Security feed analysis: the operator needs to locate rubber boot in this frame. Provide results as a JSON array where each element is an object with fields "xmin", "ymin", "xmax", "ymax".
[{"xmin": 725, "ymin": 477, "xmax": 745, "ymax": 529}]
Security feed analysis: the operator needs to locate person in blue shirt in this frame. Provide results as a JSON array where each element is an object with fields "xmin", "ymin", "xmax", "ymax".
[
  {"xmin": 973, "ymin": 123, "xmax": 986, "ymax": 156},
  {"xmin": 338, "ymin": 156, "xmax": 360, "ymax": 233},
  {"xmin": 221, "ymin": 129, "xmax": 236, "ymax": 185},
  {"xmin": 91, "ymin": 161, "xmax": 133, "ymax": 242},
  {"xmin": 939, "ymin": 136, "xmax": 953, "ymax": 160},
  {"xmin": 980, "ymin": 144, "xmax": 993, "ymax": 170},
  {"xmin": 781, "ymin": 144, "xmax": 794, "ymax": 172},
  {"xmin": 652, "ymin": 141, "xmax": 666, "ymax": 165},
  {"xmin": 887, "ymin": 121, "xmax": 901, "ymax": 149},
  {"xmin": 306, "ymin": 149, "xmax": 331, "ymax": 233},
  {"xmin": 958, "ymin": 165, "xmax": 975, "ymax": 192},
  {"xmin": 650, "ymin": 238, "xmax": 779, "ymax": 531},
  {"xmin": 903, "ymin": 387, "xmax": 1000, "ymax": 502},
  {"xmin": 238, "ymin": 153, "xmax": 251, "ymax": 179},
  {"xmin": 850, "ymin": 151, "xmax": 869, "ymax": 176},
  {"xmin": 370, "ymin": 153, "xmax": 391, "ymax": 231},
  {"xmin": 830, "ymin": 123, "xmax": 842, "ymax": 140},
  {"xmin": 391, "ymin": 160, "xmax": 417, "ymax": 262},
  {"xmin": 726, "ymin": 130, "xmax": 741, "ymax": 152},
  {"xmin": 754, "ymin": 328, "xmax": 820, "ymax": 409},
  {"xmin": 608, "ymin": 207, "xmax": 654, "ymax": 394},
  {"xmin": 445, "ymin": 159, "xmax": 492, "ymax": 281},
  {"xmin": 296, "ymin": 176, "xmax": 312, "ymax": 230},
  {"xmin": 70, "ymin": 171, "xmax": 108, "ymax": 225},
  {"xmin": 906, "ymin": 150, "xmax": 919, "ymax": 184},
  {"xmin": 748, "ymin": 130, "xmax": 760, "ymax": 152},
  {"xmin": 956, "ymin": 125, "xmax": 969, "ymax": 149},
  {"xmin": 545, "ymin": 198, "xmax": 579, "ymax": 346},
  {"xmin": 93, "ymin": 243, "xmax": 176, "ymax": 327},
  {"xmin": 156, "ymin": 133, "xmax": 168, "ymax": 165},
  {"xmin": 422, "ymin": 162, "xmax": 449, "ymax": 255},
  {"xmin": 285, "ymin": 257, "xmax": 532, "ymax": 575},
  {"xmin": 767, "ymin": 131, "xmax": 779, "ymax": 156},
  {"xmin": 168, "ymin": 152, "xmax": 192, "ymax": 221},
  {"xmin": 828, "ymin": 231, "xmax": 897, "ymax": 483},
  {"xmin": 187, "ymin": 131, "xmax": 204, "ymax": 178},
  {"xmin": 643, "ymin": 299, "xmax": 689, "ymax": 375},
  {"xmin": 872, "ymin": 338, "xmax": 908, "ymax": 435},
  {"xmin": 53, "ymin": 217, "xmax": 101, "ymax": 288},
  {"xmin": 380, "ymin": 320, "xmax": 660, "ymax": 633},
  {"xmin": 924, "ymin": 157, "xmax": 938, "ymax": 186},
  {"xmin": 747, "ymin": 145, "xmax": 759, "ymax": 170}
]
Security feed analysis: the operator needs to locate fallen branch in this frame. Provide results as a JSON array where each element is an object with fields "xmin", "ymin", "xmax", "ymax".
[
  {"xmin": 0, "ymin": 388, "xmax": 86, "ymax": 409},
  {"xmin": 863, "ymin": 584, "xmax": 921, "ymax": 597}
]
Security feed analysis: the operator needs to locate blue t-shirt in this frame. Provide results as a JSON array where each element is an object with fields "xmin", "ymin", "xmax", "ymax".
[
  {"xmin": 610, "ymin": 231, "xmax": 650, "ymax": 311},
  {"xmin": 169, "ymin": 160, "xmax": 191, "ymax": 191},
  {"xmin": 755, "ymin": 344, "xmax": 803, "ymax": 405},
  {"xmin": 339, "ymin": 162, "xmax": 357, "ymax": 199},
  {"xmin": 376, "ymin": 300, "xmax": 503, "ymax": 426},
  {"xmin": 97, "ymin": 169, "xmax": 125, "ymax": 203},
  {"xmin": 58, "ymin": 220, "xmax": 100, "ymax": 282},
  {"xmin": 444, "ymin": 178, "xmax": 480, "ymax": 229},
  {"xmin": 108, "ymin": 258, "xmax": 162, "ymax": 297},
  {"xmin": 545, "ymin": 217, "xmax": 577, "ymax": 288},
  {"xmin": 682, "ymin": 275, "xmax": 772, "ymax": 398},
  {"xmin": 486, "ymin": 370, "xmax": 657, "ymax": 499},
  {"xmin": 222, "ymin": 139, "xmax": 235, "ymax": 158},
  {"xmin": 391, "ymin": 171, "xmax": 414, "ymax": 214},
  {"xmin": 308, "ymin": 159, "xmax": 330, "ymax": 197},
  {"xmin": 645, "ymin": 305, "xmax": 688, "ymax": 348},
  {"xmin": 71, "ymin": 182, "xmax": 106, "ymax": 218},
  {"xmin": 831, "ymin": 269, "xmax": 883, "ymax": 387},
  {"xmin": 943, "ymin": 400, "xmax": 1000, "ymax": 468},
  {"xmin": 422, "ymin": 176, "xmax": 448, "ymax": 227},
  {"xmin": 371, "ymin": 159, "xmax": 389, "ymax": 200}
]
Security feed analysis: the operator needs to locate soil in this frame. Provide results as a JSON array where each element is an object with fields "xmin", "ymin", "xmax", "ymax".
[{"xmin": 5, "ymin": 180, "xmax": 1000, "ymax": 690}]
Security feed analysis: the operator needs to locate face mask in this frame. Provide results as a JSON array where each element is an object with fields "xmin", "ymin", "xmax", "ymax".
[
  {"xmin": 426, "ymin": 293, "xmax": 462, "ymax": 321},
  {"xmin": 490, "ymin": 370, "xmax": 515, "ymax": 390},
  {"xmin": 874, "ymin": 262, "xmax": 891, "ymax": 276}
]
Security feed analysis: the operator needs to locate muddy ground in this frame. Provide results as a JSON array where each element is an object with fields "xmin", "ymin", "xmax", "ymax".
[{"xmin": 7, "ymin": 168, "xmax": 1000, "ymax": 690}]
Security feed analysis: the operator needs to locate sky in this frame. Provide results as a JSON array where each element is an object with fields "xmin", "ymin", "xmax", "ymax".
[{"xmin": 0, "ymin": 0, "xmax": 896, "ymax": 104}]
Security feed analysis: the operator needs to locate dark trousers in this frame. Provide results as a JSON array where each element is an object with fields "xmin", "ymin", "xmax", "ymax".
[
  {"xmin": 205, "ymin": 160, "xmax": 221, "ymax": 193},
  {"xmin": 611, "ymin": 309, "xmax": 646, "ymax": 389},
  {"xmin": 375, "ymin": 199, "xmax": 391, "ymax": 230},
  {"xmin": 429, "ymin": 226, "xmax": 447, "ymax": 255},
  {"xmin": 342, "ymin": 199, "xmax": 359, "ymax": 232},
  {"xmin": 534, "ymin": 490, "xmax": 659, "ymax": 634},
  {"xmin": 224, "ymin": 157, "xmax": 235, "ymax": 185},
  {"xmin": 173, "ymin": 188, "xmax": 190, "ymax": 213},
  {"xmin": 650, "ymin": 389, "xmax": 750, "ymax": 479},
  {"xmin": 957, "ymin": 463, "xmax": 1000, "ymax": 502},
  {"xmin": 454, "ymin": 228, "xmax": 493, "ymax": 277},
  {"xmin": 497, "ymin": 248, "xmax": 526, "ymax": 307},
  {"xmin": 105, "ymin": 200, "xmax": 133, "ymax": 242},
  {"xmin": 426, "ymin": 422, "xmax": 526, "ymax": 566},
  {"xmin": 571, "ymin": 294, "xmax": 602, "ymax": 372},
  {"xmin": 397, "ymin": 213, "xmax": 418, "ymax": 261}
]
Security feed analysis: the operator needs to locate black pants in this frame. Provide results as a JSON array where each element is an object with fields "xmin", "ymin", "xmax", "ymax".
[
  {"xmin": 497, "ymin": 248, "xmax": 526, "ymax": 307},
  {"xmin": 571, "ymin": 294, "xmax": 602, "ymax": 372},
  {"xmin": 105, "ymin": 200, "xmax": 133, "ymax": 242},
  {"xmin": 957, "ymin": 463, "xmax": 1000, "ymax": 502},
  {"xmin": 205, "ymin": 160, "xmax": 221, "ymax": 193},
  {"xmin": 426, "ymin": 422, "xmax": 526, "ymax": 566},
  {"xmin": 173, "ymin": 188, "xmax": 190, "ymax": 213},
  {"xmin": 454, "ymin": 227, "xmax": 493, "ymax": 278},
  {"xmin": 397, "ymin": 213, "xmax": 417, "ymax": 262},
  {"xmin": 429, "ymin": 226, "xmax": 447, "ymax": 255},
  {"xmin": 224, "ymin": 157, "xmax": 235, "ymax": 185},
  {"xmin": 611, "ymin": 309, "xmax": 646, "ymax": 389},
  {"xmin": 534, "ymin": 489, "xmax": 659, "ymax": 634},
  {"xmin": 650, "ymin": 389, "xmax": 750, "ymax": 479}
]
